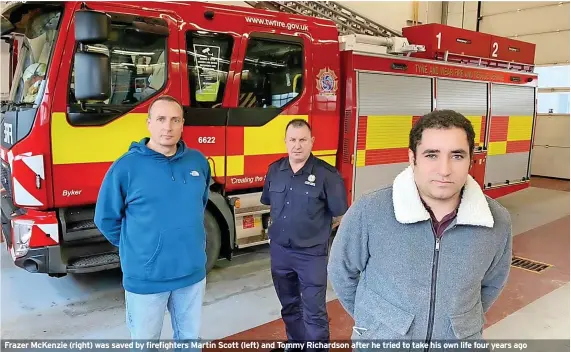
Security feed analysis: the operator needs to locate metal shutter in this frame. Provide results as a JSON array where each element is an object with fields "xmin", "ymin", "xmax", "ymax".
[
  {"xmin": 491, "ymin": 84, "xmax": 535, "ymax": 116},
  {"xmin": 436, "ymin": 79, "xmax": 487, "ymax": 116},
  {"xmin": 485, "ymin": 84, "xmax": 536, "ymax": 186},
  {"xmin": 437, "ymin": 79, "xmax": 488, "ymax": 150},
  {"xmin": 358, "ymin": 72, "xmax": 432, "ymax": 116},
  {"xmin": 353, "ymin": 72, "xmax": 432, "ymax": 200}
]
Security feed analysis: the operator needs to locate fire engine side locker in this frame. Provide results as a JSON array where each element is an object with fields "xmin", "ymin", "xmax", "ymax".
[
  {"xmin": 435, "ymin": 79, "xmax": 488, "ymax": 150},
  {"xmin": 352, "ymin": 71, "xmax": 432, "ymax": 201},
  {"xmin": 435, "ymin": 78, "xmax": 489, "ymax": 186},
  {"xmin": 485, "ymin": 84, "xmax": 535, "ymax": 187}
]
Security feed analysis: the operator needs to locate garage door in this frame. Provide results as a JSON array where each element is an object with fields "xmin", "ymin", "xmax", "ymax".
[
  {"xmin": 354, "ymin": 72, "xmax": 432, "ymax": 200},
  {"xmin": 485, "ymin": 84, "xmax": 535, "ymax": 187},
  {"xmin": 436, "ymin": 79, "xmax": 488, "ymax": 150},
  {"xmin": 480, "ymin": 2, "xmax": 569, "ymax": 66}
]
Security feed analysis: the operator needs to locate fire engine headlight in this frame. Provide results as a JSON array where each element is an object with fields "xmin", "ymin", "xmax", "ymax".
[{"xmin": 12, "ymin": 221, "xmax": 33, "ymax": 258}]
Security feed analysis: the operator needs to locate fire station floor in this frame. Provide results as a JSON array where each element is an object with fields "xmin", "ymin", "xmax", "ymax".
[{"xmin": 1, "ymin": 177, "xmax": 569, "ymax": 346}]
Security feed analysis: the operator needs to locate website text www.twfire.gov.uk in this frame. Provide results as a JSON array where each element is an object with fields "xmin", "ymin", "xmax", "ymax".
[{"xmin": 245, "ymin": 16, "xmax": 309, "ymax": 31}]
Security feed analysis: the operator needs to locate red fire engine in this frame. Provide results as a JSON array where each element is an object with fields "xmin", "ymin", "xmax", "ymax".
[{"xmin": 1, "ymin": 1, "xmax": 537, "ymax": 277}]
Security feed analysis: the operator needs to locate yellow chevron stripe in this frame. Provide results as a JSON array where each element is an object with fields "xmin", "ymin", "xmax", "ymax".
[
  {"xmin": 488, "ymin": 141, "xmax": 507, "ymax": 156},
  {"xmin": 508, "ymin": 115, "xmax": 533, "ymax": 141},
  {"xmin": 52, "ymin": 111, "xmax": 330, "ymax": 176},
  {"xmin": 317, "ymin": 155, "xmax": 336, "ymax": 166},
  {"xmin": 465, "ymin": 116, "xmax": 482, "ymax": 147},
  {"xmin": 356, "ymin": 150, "xmax": 366, "ymax": 167},
  {"xmin": 313, "ymin": 149, "xmax": 337, "ymax": 156},
  {"xmin": 243, "ymin": 114, "xmax": 308, "ymax": 156},
  {"xmin": 366, "ymin": 116, "xmax": 412, "ymax": 150},
  {"xmin": 51, "ymin": 112, "xmax": 149, "ymax": 165}
]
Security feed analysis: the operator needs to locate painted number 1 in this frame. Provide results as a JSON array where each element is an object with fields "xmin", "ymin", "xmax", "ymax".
[{"xmin": 436, "ymin": 32, "xmax": 441, "ymax": 49}]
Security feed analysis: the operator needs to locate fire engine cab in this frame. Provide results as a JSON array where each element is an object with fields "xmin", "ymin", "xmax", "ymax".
[{"xmin": 1, "ymin": 1, "xmax": 537, "ymax": 277}]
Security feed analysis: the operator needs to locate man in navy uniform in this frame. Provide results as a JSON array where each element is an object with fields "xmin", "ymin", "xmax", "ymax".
[{"xmin": 261, "ymin": 119, "xmax": 348, "ymax": 351}]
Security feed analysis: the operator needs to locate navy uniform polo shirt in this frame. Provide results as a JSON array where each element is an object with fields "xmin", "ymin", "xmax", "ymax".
[{"xmin": 260, "ymin": 153, "xmax": 348, "ymax": 249}]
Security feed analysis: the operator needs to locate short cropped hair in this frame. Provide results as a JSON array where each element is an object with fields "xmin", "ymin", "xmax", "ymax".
[
  {"xmin": 409, "ymin": 109, "xmax": 475, "ymax": 158},
  {"xmin": 148, "ymin": 95, "xmax": 184, "ymax": 119},
  {"xmin": 285, "ymin": 118, "xmax": 312, "ymax": 135}
]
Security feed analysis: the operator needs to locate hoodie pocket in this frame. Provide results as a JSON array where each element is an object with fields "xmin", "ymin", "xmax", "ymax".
[
  {"xmin": 448, "ymin": 301, "xmax": 485, "ymax": 340},
  {"xmin": 144, "ymin": 226, "xmax": 206, "ymax": 281},
  {"xmin": 352, "ymin": 289, "xmax": 415, "ymax": 340}
]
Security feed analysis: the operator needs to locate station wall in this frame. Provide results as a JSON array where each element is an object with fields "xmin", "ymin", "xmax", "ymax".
[{"xmin": 445, "ymin": 1, "xmax": 570, "ymax": 179}]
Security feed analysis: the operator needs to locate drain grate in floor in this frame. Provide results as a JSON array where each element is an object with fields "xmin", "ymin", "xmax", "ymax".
[{"xmin": 511, "ymin": 256, "xmax": 552, "ymax": 273}]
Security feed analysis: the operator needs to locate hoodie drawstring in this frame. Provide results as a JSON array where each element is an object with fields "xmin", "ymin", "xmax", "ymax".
[
  {"xmin": 168, "ymin": 159, "xmax": 186, "ymax": 183},
  {"xmin": 168, "ymin": 160, "xmax": 175, "ymax": 181},
  {"xmin": 130, "ymin": 138, "xmax": 188, "ymax": 183}
]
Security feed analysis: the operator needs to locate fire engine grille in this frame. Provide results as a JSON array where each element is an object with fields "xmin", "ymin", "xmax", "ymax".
[
  {"xmin": 1, "ymin": 160, "xmax": 12, "ymax": 200},
  {"xmin": 342, "ymin": 141, "xmax": 350, "ymax": 163},
  {"xmin": 343, "ymin": 109, "xmax": 351, "ymax": 134},
  {"xmin": 342, "ymin": 109, "xmax": 351, "ymax": 163},
  {"xmin": 511, "ymin": 256, "xmax": 552, "ymax": 273}
]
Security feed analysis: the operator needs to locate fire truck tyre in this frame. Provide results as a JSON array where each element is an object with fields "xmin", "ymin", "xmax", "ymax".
[{"xmin": 204, "ymin": 210, "xmax": 221, "ymax": 273}]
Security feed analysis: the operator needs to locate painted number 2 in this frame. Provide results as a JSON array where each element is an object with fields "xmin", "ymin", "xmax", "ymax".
[
  {"xmin": 198, "ymin": 137, "xmax": 216, "ymax": 144},
  {"xmin": 491, "ymin": 42, "xmax": 499, "ymax": 57}
]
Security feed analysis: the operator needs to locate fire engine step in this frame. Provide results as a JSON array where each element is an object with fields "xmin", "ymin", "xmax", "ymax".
[
  {"xmin": 63, "ymin": 219, "xmax": 107, "ymax": 244},
  {"xmin": 236, "ymin": 234, "xmax": 269, "ymax": 249},
  {"xmin": 67, "ymin": 253, "xmax": 120, "ymax": 274},
  {"xmin": 67, "ymin": 220, "xmax": 97, "ymax": 232},
  {"xmin": 235, "ymin": 205, "xmax": 270, "ymax": 217}
]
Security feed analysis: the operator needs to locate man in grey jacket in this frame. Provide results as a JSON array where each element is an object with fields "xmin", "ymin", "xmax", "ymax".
[{"xmin": 328, "ymin": 110, "xmax": 512, "ymax": 346}]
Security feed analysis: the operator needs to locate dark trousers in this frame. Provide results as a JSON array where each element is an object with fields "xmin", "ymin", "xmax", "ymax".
[{"xmin": 270, "ymin": 241, "xmax": 329, "ymax": 351}]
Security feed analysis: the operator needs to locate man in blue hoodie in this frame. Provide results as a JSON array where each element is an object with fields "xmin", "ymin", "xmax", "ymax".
[{"xmin": 94, "ymin": 95, "xmax": 211, "ymax": 342}]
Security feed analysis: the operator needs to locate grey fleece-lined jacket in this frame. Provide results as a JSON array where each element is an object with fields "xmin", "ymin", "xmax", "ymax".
[{"xmin": 328, "ymin": 166, "xmax": 512, "ymax": 344}]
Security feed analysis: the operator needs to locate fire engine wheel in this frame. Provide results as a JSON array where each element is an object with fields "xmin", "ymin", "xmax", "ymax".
[{"xmin": 204, "ymin": 210, "xmax": 221, "ymax": 273}]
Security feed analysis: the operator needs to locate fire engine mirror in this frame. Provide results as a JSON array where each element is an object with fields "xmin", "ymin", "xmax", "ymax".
[
  {"xmin": 74, "ymin": 52, "xmax": 111, "ymax": 101},
  {"xmin": 74, "ymin": 10, "xmax": 110, "ymax": 43},
  {"xmin": 1, "ymin": 15, "xmax": 15, "ymax": 36}
]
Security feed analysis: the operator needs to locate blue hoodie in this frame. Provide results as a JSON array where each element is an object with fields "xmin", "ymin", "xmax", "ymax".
[{"xmin": 94, "ymin": 138, "xmax": 211, "ymax": 294}]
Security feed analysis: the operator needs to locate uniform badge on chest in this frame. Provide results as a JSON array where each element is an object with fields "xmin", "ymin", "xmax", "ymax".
[{"xmin": 305, "ymin": 174, "xmax": 316, "ymax": 187}]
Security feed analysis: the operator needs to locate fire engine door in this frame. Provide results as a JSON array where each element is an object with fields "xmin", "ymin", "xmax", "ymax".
[
  {"xmin": 485, "ymin": 84, "xmax": 535, "ymax": 187},
  {"xmin": 206, "ymin": 20, "xmax": 311, "ymax": 190},
  {"xmin": 181, "ymin": 10, "xmax": 313, "ymax": 189},
  {"xmin": 51, "ymin": 3, "xmax": 180, "ymax": 206},
  {"xmin": 178, "ymin": 8, "xmax": 246, "ymax": 187}
]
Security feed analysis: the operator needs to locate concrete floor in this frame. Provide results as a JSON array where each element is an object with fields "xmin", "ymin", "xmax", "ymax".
[
  {"xmin": 1, "ymin": 179, "xmax": 569, "ymax": 345},
  {"xmin": 1, "ymin": 245, "xmax": 283, "ymax": 340}
]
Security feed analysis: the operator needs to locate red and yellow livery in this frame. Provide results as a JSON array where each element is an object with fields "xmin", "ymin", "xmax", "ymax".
[{"xmin": 1, "ymin": 1, "xmax": 537, "ymax": 277}]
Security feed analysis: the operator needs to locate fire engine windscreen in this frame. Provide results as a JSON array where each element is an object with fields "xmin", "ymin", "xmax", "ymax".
[{"xmin": 9, "ymin": 8, "xmax": 62, "ymax": 106}]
